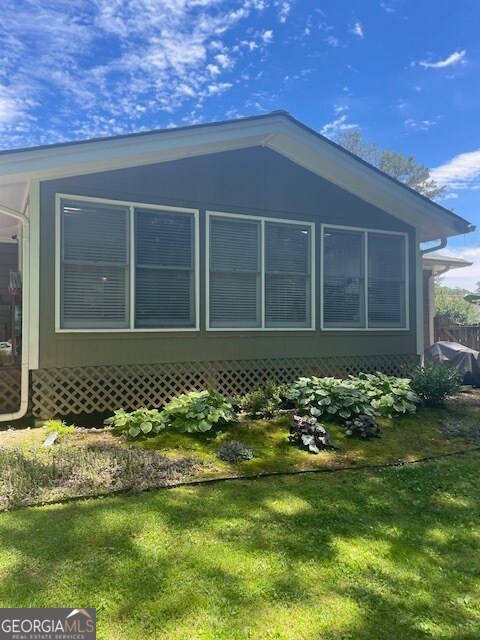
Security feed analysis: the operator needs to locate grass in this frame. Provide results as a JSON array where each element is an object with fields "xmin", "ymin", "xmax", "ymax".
[{"xmin": 0, "ymin": 451, "xmax": 479, "ymax": 639}]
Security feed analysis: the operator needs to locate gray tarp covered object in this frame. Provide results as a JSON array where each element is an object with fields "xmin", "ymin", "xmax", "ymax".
[{"xmin": 424, "ymin": 341, "xmax": 480, "ymax": 386}]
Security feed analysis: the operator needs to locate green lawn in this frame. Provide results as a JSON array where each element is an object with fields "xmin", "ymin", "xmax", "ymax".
[{"xmin": 1, "ymin": 452, "xmax": 479, "ymax": 639}]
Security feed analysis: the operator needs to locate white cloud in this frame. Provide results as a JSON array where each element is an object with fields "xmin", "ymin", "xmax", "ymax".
[
  {"xmin": 333, "ymin": 104, "xmax": 349, "ymax": 114},
  {"xmin": 437, "ymin": 246, "xmax": 480, "ymax": 291},
  {"xmin": 431, "ymin": 149, "xmax": 480, "ymax": 190},
  {"xmin": 320, "ymin": 114, "xmax": 358, "ymax": 138},
  {"xmin": 419, "ymin": 49, "xmax": 466, "ymax": 69},
  {"xmin": 350, "ymin": 22, "xmax": 364, "ymax": 38},
  {"xmin": 274, "ymin": 1, "xmax": 291, "ymax": 23},
  {"xmin": 0, "ymin": 0, "xmax": 270, "ymax": 146},
  {"xmin": 441, "ymin": 192, "xmax": 458, "ymax": 200},
  {"xmin": 380, "ymin": 2, "xmax": 395, "ymax": 12},
  {"xmin": 261, "ymin": 29, "xmax": 274, "ymax": 43},
  {"xmin": 405, "ymin": 118, "xmax": 437, "ymax": 131},
  {"xmin": 326, "ymin": 35, "xmax": 339, "ymax": 47}
]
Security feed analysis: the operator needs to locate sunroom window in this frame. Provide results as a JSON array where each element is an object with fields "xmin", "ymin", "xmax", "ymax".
[
  {"xmin": 208, "ymin": 213, "xmax": 314, "ymax": 330},
  {"xmin": 59, "ymin": 198, "xmax": 197, "ymax": 330},
  {"xmin": 322, "ymin": 226, "xmax": 407, "ymax": 329}
]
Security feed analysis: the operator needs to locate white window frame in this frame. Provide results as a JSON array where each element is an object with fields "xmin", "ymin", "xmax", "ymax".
[
  {"xmin": 320, "ymin": 223, "xmax": 409, "ymax": 332},
  {"xmin": 55, "ymin": 193, "xmax": 200, "ymax": 333},
  {"xmin": 206, "ymin": 210, "xmax": 315, "ymax": 331}
]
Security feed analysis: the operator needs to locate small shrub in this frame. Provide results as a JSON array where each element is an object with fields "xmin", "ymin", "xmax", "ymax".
[
  {"xmin": 350, "ymin": 372, "xmax": 419, "ymax": 417},
  {"xmin": 162, "ymin": 390, "xmax": 236, "ymax": 433},
  {"xmin": 236, "ymin": 380, "xmax": 287, "ymax": 417},
  {"xmin": 287, "ymin": 376, "xmax": 373, "ymax": 421},
  {"xmin": 217, "ymin": 440, "xmax": 255, "ymax": 462},
  {"xmin": 345, "ymin": 414, "xmax": 382, "ymax": 439},
  {"xmin": 104, "ymin": 408, "xmax": 166, "ymax": 439},
  {"xmin": 289, "ymin": 414, "xmax": 336, "ymax": 454},
  {"xmin": 409, "ymin": 363, "xmax": 462, "ymax": 407}
]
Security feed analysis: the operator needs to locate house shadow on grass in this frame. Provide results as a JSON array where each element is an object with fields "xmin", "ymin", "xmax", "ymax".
[{"xmin": 0, "ymin": 453, "xmax": 479, "ymax": 639}]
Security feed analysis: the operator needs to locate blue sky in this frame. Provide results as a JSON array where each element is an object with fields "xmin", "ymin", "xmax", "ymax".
[{"xmin": 1, "ymin": 0, "xmax": 479, "ymax": 287}]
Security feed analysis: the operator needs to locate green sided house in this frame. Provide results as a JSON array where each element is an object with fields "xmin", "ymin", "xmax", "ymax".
[{"xmin": 0, "ymin": 111, "xmax": 474, "ymax": 420}]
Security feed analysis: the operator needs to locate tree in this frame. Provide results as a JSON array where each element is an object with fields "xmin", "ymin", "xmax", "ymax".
[
  {"xmin": 336, "ymin": 130, "xmax": 445, "ymax": 200},
  {"xmin": 434, "ymin": 281, "xmax": 480, "ymax": 325}
]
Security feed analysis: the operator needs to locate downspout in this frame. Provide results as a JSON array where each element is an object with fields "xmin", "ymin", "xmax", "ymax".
[
  {"xmin": 0, "ymin": 203, "xmax": 29, "ymax": 422},
  {"xmin": 420, "ymin": 236, "xmax": 447, "ymax": 255}
]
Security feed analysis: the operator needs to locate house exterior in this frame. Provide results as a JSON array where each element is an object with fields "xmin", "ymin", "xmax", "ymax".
[{"xmin": 0, "ymin": 111, "xmax": 474, "ymax": 420}]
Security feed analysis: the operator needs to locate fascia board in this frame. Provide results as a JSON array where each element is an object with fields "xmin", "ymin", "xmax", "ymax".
[
  {"xmin": 0, "ymin": 117, "xmax": 284, "ymax": 183},
  {"xmin": 269, "ymin": 121, "xmax": 469, "ymax": 241}
]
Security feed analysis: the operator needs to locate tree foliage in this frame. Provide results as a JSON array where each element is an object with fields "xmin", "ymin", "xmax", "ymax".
[
  {"xmin": 434, "ymin": 281, "xmax": 480, "ymax": 325},
  {"xmin": 337, "ymin": 130, "xmax": 445, "ymax": 200}
]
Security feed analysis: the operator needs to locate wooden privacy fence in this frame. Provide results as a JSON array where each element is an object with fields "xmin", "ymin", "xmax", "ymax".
[{"xmin": 435, "ymin": 319, "xmax": 480, "ymax": 351}]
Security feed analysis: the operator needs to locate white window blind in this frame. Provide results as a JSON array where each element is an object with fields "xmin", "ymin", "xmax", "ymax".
[
  {"xmin": 135, "ymin": 209, "xmax": 195, "ymax": 328},
  {"xmin": 323, "ymin": 229, "xmax": 365, "ymax": 328},
  {"xmin": 368, "ymin": 233, "xmax": 406, "ymax": 328},
  {"xmin": 209, "ymin": 214, "xmax": 313, "ymax": 329},
  {"xmin": 322, "ymin": 226, "xmax": 407, "ymax": 329},
  {"xmin": 265, "ymin": 222, "xmax": 311, "ymax": 328},
  {"xmin": 61, "ymin": 201, "xmax": 129, "ymax": 329},
  {"xmin": 209, "ymin": 217, "xmax": 261, "ymax": 328}
]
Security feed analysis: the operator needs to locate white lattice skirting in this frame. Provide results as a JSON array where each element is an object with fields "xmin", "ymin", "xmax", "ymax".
[{"xmin": 30, "ymin": 355, "xmax": 418, "ymax": 418}]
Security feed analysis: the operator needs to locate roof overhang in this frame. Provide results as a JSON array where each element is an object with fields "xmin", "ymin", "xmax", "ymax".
[
  {"xmin": 423, "ymin": 253, "xmax": 474, "ymax": 273},
  {"xmin": 0, "ymin": 111, "xmax": 474, "ymax": 243}
]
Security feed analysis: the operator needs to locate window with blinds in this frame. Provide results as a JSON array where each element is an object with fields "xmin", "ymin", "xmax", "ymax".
[
  {"xmin": 323, "ymin": 229, "xmax": 365, "ymax": 328},
  {"xmin": 135, "ymin": 209, "xmax": 195, "ymax": 328},
  {"xmin": 368, "ymin": 233, "xmax": 406, "ymax": 328},
  {"xmin": 265, "ymin": 222, "xmax": 311, "ymax": 328},
  {"xmin": 59, "ymin": 198, "xmax": 197, "ymax": 331},
  {"xmin": 61, "ymin": 201, "xmax": 130, "ymax": 329},
  {"xmin": 322, "ymin": 226, "xmax": 407, "ymax": 329},
  {"xmin": 208, "ymin": 214, "xmax": 313, "ymax": 329}
]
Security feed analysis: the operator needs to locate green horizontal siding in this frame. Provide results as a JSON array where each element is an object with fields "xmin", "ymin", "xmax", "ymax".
[{"xmin": 38, "ymin": 146, "xmax": 417, "ymax": 368}]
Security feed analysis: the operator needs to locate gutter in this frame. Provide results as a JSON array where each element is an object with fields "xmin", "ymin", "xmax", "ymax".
[{"xmin": 0, "ymin": 203, "xmax": 29, "ymax": 422}]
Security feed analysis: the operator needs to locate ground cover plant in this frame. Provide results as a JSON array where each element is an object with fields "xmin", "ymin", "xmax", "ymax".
[
  {"xmin": 1, "ymin": 452, "xmax": 479, "ymax": 639},
  {"xmin": 161, "ymin": 389, "xmax": 236, "ymax": 433},
  {"xmin": 0, "ymin": 431, "xmax": 203, "ymax": 510}
]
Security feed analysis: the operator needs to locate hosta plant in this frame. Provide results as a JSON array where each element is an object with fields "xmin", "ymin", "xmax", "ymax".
[
  {"xmin": 289, "ymin": 415, "xmax": 336, "ymax": 454},
  {"xmin": 287, "ymin": 376, "xmax": 373, "ymax": 421},
  {"xmin": 104, "ymin": 408, "xmax": 166, "ymax": 439},
  {"xmin": 350, "ymin": 372, "xmax": 419, "ymax": 417},
  {"xmin": 162, "ymin": 390, "xmax": 236, "ymax": 433},
  {"xmin": 345, "ymin": 414, "xmax": 382, "ymax": 440}
]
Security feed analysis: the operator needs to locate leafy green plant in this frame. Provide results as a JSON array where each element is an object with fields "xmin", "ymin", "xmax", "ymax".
[
  {"xmin": 350, "ymin": 372, "xmax": 419, "ymax": 417},
  {"xmin": 236, "ymin": 380, "xmax": 287, "ymax": 417},
  {"xmin": 44, "ymin": 420, "xmax": 75, "ymax": 438},
  {"xmin": 408, "ymin": 364, "xmax": 462, "ymax": 407},
  {"xmin": 104, "ymin": 408, "xmax": 167, "ymax": 439},
  {"xmin": 161, "ymin": 390, "xmax": 236, "ymax": 433},
  {"xmin": 286, "ymin": 376, "xmax": 373, "ymax": 421}
]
